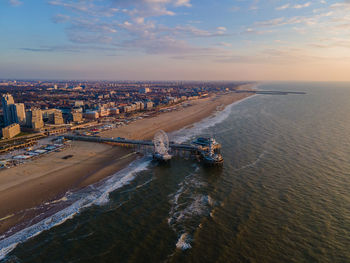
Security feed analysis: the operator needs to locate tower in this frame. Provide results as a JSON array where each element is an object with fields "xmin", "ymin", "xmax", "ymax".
[
  {"xmin": 26, "ymin": 108, "xmax": 44, "ymax": 130},
  {"xmin": 1, "ymin": 93, "xmax": 15, "ymax": 126},
  {"xmin": 14, "ymin": 103, "xmax": 26, "ymax": 126}
]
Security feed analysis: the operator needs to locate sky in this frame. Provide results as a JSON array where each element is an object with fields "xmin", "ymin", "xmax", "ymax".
[{"xmin": 1, "ymin": 0, "xmax": 350, "ymax": 81}]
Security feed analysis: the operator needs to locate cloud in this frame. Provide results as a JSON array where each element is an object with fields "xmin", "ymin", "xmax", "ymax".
[
  {"xmin": 309, "ymin": 37, "xmax": 350, "ymax": 49},
  {"xmin": 52, "ymin": 14, "xmax": 118, "ymax": 44},
  {"xmin": 212, "ymin": 47, "xmax": 335, "ymax": 65},
  {"xmin": 52, "ymin": 14, "xmax": 71, "ymax": 23},
  {"xmin": 276, "ymin": 2, "xmax": 311, "ymax": 11},
  {"xmin": 118, "ymin": 36, "xmax": 200, "ymax": 54},
  {"xmin": 20, "ymin": 45, "xmax": 119, "ymax": 53},
  {"xmin": 9, "ymin": 0, "xmax": 22, "ymax": 6},
  {"xmin": 243, "ymin": 28, "xmax": 273, "ymax": 35},
  {"xmin": 254, "ymin": 11, "xmax": 333, "ymax": 29},
  {"xmin": 49, "ymin": 1, "xmax": 119, "ymax": 17},
  {"xmin": 230, "ymin": 6, "xmax": 240, "ymax": 12},
  {"xmin": 276, "ymin": 4, "xmax": 290, "ymax": 11},
  {"xmin": 170, "ymin": 46, "xmax": 331, "ymax": 65},
  {"xmin": 167, "ymin": 25, "xmax": 228, "ymax": 37},
  {"xmin": 46, "ymin": 0, "xmax": 232, "ymax": 56},
  {"xmin": 249, "ymin": 0, "xmax": 260, "ymax": 10},
  {"xmin": 109, "ymin": 0, "xmax": 192, "ymax": 17},
  {"xmin": 49, "ymin": 0, "xmax": 92, "ymax": 12},
  {"xmin": 174, "ymin": 0, "xmax": 191, "ymax": 7},
  {"xmin": 255, "ymin": 17, "xmax": 285, "ymax": 27},
  {"xmin": 293, "ymin": 2, "xmax": 311, "ymax": 9},
  {"xmin": 329, "ymin": 1, "xmax": 350, "ymax": 10},
  {"xmin": 218, "ymin": 42, "xmax": 232, "ymax": 47}
]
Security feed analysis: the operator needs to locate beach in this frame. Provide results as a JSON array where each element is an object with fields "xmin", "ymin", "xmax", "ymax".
[{"xmin": 0, "ymin": 90, "xmax": 253, "ymax": 236}]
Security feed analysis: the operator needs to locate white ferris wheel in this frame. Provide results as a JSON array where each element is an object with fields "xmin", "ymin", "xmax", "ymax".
[{"xmin": 153, "ymin": 130, "xmax": 170, "ymax": 155}]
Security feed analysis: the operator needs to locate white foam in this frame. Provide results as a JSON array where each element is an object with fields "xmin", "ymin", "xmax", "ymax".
[
  {"xmin": 171, "ymin": 94, "xmax": 257, "ymax": 143},
  {"xmin": 236, "ymin": 150, "xmax": 266, "ymax": 171},
  {"xmin": 136, "ymin": 178, "xmax": 153, "ymax": 189},
  {"xmin": 0, "ymin": 157, "xmax": 151, "ymax": 260},
  {"xmin": 168, "ymin": 171, "xmax": 215, "ymax": 251},
  {"xmin": 176, "ymin": 233, "xmax": 192, "ymax": 250},
  {"xmin": 44, "ymin": 196, "xmax": 68, "ymax": 206}
]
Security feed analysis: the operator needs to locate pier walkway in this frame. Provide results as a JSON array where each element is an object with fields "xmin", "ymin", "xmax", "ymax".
[{"xmin": 63, "ymin": 135, "xmax": 199, "ymax": 152}]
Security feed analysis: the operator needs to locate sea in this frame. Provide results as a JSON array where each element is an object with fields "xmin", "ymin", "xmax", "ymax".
[{"xmin": 1, "ymin": 82, "xmax": 349, "ymax": 262}]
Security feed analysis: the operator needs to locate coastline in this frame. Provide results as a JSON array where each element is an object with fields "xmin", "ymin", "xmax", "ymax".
[{"xmin": 0, "ymin": 88, "xmax": 255, "ymax": 238}]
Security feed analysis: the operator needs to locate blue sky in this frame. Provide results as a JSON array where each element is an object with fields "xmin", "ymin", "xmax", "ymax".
[{"xmin": 1, "ymin": 0, "xmax": 350, "ymax": 80}]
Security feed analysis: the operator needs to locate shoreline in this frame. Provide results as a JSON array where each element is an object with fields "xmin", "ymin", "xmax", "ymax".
[{"xmin": 0, "ymin": 87, "xmax": 255, "ymax": 238}]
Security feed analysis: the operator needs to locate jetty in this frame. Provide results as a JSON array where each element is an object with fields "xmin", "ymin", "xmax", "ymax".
[{"xmin": 234, "ymin": 90, "xmax": 306, "ymax": 95}]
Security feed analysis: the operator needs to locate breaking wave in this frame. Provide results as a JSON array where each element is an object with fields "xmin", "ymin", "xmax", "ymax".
[
  {"xmin": 168, "ymin": 171, "xmax": 216, "ymax": 251},
  {"xmin": 171, "ymin": 95, "xmax": 257, "ymax": 143},
  {"xmin": 235, "ymin": 150, "xmax": 267, "ymax": 171},
  {"xmin": 0, "ymin": 157, "xmax": 151, "ymax": 260}
]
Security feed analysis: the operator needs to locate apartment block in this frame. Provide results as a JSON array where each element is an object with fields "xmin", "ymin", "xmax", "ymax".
[{"xmin": 2, "ymin": 123, "xmax": 20, "ymax": 139}]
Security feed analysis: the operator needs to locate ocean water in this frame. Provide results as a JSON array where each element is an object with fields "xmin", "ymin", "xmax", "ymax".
[{"xmin": 1, "ymin": 82, "xmax": 350, "ymax": 262}]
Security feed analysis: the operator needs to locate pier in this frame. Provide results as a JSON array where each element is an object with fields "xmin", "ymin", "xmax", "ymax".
[
  {"xmin": 63, "ymin": 132, "xmax": 223, "ymax": 165},
  {"xmin": 234, "ymin": 90, "xmax": 306, "ymax": 95}
]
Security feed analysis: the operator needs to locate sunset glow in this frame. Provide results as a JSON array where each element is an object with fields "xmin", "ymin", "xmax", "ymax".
[{"xmin": 1, "ymin": 0, "xmax": 350, "ymax": 80}]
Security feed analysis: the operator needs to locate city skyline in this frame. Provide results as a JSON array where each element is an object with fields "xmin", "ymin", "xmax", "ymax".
[{"xmin": 1, "ymin": 0, "xmax": 350, "ymax": 81}]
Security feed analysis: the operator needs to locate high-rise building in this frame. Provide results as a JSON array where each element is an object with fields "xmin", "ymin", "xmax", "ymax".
[
  {"xmin": 42, "ymin": 109, "xmax": 64, "ymax": 124},
  {"xmin": 72, "ymin": 111, "xmax": 83, "ymax": 122},
  {"xmin": 145, "ymin": 101, "xmax": 154, "ymax": 110},
  {"xmin": 8, "ymin": 104, "xmax": 19, "ymax": 124},
  {"xmin": 26, "ymin": 109, "xmax": 44, "ymax": 130},
  {"xmin": 53, "ymin": 110, "xmax": 64, "ymax": 125},
  {"xmin": 14, "ymin": 103, "xmax": 26, "ymax": 126},
  {"xmin": 1, "ymin": 94, "xmax": 26, "ymax": 127},
  {"xmin": 1, "ymin": 93, "xmax": 15, "ymax": 126}
]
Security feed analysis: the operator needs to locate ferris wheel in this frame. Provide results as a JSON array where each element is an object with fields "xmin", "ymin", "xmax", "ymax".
[{"xmin": 153, "ymin": 130, "xmax": 169, "ymax": 155}]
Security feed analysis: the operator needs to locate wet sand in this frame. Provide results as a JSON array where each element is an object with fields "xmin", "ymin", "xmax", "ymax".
[{"xmin": 0, "ymin": 90, "xmax": 253, "ymax": 235}]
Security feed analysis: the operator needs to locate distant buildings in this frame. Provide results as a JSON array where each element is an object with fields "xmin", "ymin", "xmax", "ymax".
[
  {"xmin": 134, "ymin": 101, "xmax": 144, "ymax": 111},
  {"xmin": 42, "ymin": 109, "xmax": 64, "ymax": 125},
  {"xmin": 72, "ymin": 111, "xmax": 83, "ymax": 122},
  {"xmin": 140, "ymin": 87, "xmax": 151, "ymax": 94},
  {"xmin": 98, "ymin": 107, "xmax": 110, "ymax": 117},
  {"xmin": 84, "ymin": 111, "xmax": 99, "ymax": 120},
  {"xmin": 74, "ymin": 100, "xmax": 84, "ymax": 107},
  {"xmin": 2, "ymin": 123, "xmax": 20, "ymax": 139},
  {"xmin": 53, "ymin": 110, "xmax": 64, "ymax": 125},
  {"xmin": 145, "ymin": 101, "xmax": 154, "ymax": 110},
  {"xmin": 0, "ymin": 80, "xmax": 231, "ymax": 139},
  {"xmin": 109, "ymin": 108, "xmax": 119, "ymax": 115}
]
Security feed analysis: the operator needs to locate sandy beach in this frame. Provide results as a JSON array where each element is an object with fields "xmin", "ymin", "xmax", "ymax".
[{"xmin": 0, "ymin": 90, "xmax": 253, "ymax": 235}]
